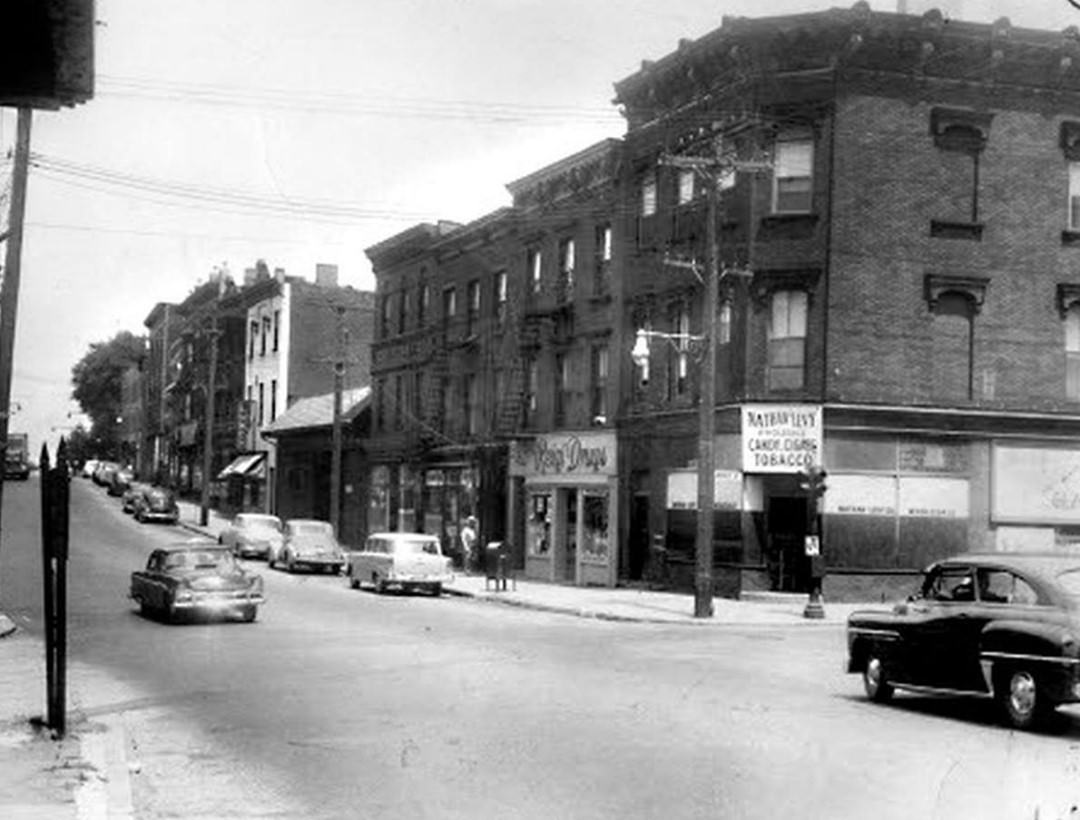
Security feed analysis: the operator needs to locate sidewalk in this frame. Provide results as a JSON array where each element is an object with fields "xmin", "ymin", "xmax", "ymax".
[{"xmin": 174, "ymin": 500, "xmax": 872, "ymax": 627}]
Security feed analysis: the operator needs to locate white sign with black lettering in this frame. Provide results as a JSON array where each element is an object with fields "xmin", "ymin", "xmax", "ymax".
[{"xmin": 741, "ymin": 404, "xmax": 823, "ymax": 474}]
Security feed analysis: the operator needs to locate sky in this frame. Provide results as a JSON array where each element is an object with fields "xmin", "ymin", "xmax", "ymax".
[{"xmin": 1, "ymin": 0, "xmax": 1078, "ymax": 456}]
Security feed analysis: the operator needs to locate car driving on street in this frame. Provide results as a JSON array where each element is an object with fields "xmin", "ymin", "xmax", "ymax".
[
  {"xmin": 130, "ymin": 543, "xmax": 264, "ymax": 623},
  {"xmin": 847, "ymin": 552, "xmax": 1080, "ymax": 731}
]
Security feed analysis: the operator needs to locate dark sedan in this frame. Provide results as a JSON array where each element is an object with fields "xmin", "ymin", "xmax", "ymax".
[
  {"xmin": 130, "ymin": 543, "xmax": 264, "ymax": 623},
  {"xmin": 133, "ymin": 486, "xmax": 180, "ymax": 525},
  {"xmin": 847, "ymin": 553, "xmax": 1080, "ymax": 730}
]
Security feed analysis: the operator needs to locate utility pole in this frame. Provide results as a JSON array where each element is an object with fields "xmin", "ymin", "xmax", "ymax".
[
  {"xmin": 199, "ymin": 315, "xmax": 220, "ymax": 527},
  {"xmin": 655, "ymin": 128, "xmax": 766, "ymax": 618},
  {"xmin": 329, "ymin": 306, "xmax": 345, "ymax": 537},
  {"xmin": 0, "ymin": 107, "xmax": 33, "ymax": 560}
]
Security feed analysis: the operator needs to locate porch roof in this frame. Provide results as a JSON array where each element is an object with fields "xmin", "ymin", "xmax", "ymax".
[{"xmin": 261, "ymin": 387, "xmax": 370, "ymax": 437}]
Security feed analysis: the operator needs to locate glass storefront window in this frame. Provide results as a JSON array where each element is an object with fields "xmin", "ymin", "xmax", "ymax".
[
  {"xmin": 528, "ymin": 493, "xmax": 552, "ymax": 557},
  {"xmin": 370, "ymin": 465, "xmax": 390, "ymax": 532},
  {"xmin": 582, "ymin": 491, "xmax": 609, "ymax": 561},
  {"xmin": 399, "ymin": 465, "xmax": 418, "ymax": 532}
]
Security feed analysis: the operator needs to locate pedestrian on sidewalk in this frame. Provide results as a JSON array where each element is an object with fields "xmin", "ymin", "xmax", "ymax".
[{"xmin": 460, "ymin": 516, "xmax": 478, "ymax": 573}]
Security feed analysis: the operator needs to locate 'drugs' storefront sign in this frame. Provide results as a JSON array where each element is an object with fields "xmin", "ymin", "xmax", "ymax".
[{"xmin": 741, "ymin": 404, "xmax": 823, "ymax": 474}]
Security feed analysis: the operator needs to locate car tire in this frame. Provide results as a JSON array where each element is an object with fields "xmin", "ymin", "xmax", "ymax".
[
  {"xmin": 863, "ymin": 653, "xmax": 894, "ymax": 703},
  {"xmin": 240, "ymin": 605, "xmax": 257, "ymax": 623},
  {"xmin": 430, "ymin": 583, "xmax": 442, "ymax": 597},
  {"xmin": 998, "ymin": 667, "xmax": 1049, "ymax": 731},
  {"xmin": 373, "ymin": 574, "xmax": 386, "ymax": 594},
  {"xmin": 286, "ymin": 556, "xmax": 296, "ymax": 574}
]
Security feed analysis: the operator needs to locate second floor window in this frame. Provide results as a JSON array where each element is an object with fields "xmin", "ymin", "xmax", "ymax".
[
  {"xmin": 677, "ymin": 168, "xmax": 696, "ymax": 205},
  {"xmin": 558, "ymin": 238, "xmax": 575, "ymax": 302},
  {"xmin": 465, "ymin": 373, "xmax": 480, "ymax": 436},
  {"xmin": 494, "ymin": 271, "xmax": 507, "ymax": 326},
  {"xmin": 768, "ymin": 290, "xmax": 807, "ymax": 391},
  {"xmin": 249, "ymin": 321, "xmax": 258, "ymax": 359},
  {"xmin": 417, "ymin": 282, "xmax": 430, "ymax": 326},
  {"xmin": 412, "ymin": 371, "xmax": 424, "ymax": 421},
  {"xmin": 380, "ymin": 295, "xmax": 392, "ymax": 340},
  {"xmin": 394, "ymin": 375, "xmax": 403, "ymax": 430},
  {"xmin": 528, "ymin": 248, "xmax": 542, "ymax": 296},
  {"xmin": 590, "ymin": 345, "xmax": 608, "ymax": 421},
  {"xmin": 719, "ymin": 301, "xmax": 732, "ymax": 346},
  {"xmin": 594, "ymin": 224, "xmax": 612, "ymax": 296},
  {"xmin": 555, "ymin": 353, "xmax": 570, "ymax": 427},
  {"xmin": 467, "ymin": 279, "xmax": 480, "ymax": 336},
  {"xmin": 261, "ymin": 317, "xmax": 271, "ymax": 356},
  {"xmin": 641, "ymin": 173, "xmax": 657, "ymax": 217},
  {"xmin": 440, "ymin": 376, "xmax": 454, "ymax": 435},
  {"xmin": 668, "ymin": 304, "xmax": 690, "ymax": 399},
  {"xmin": 270, "ymin": 379, "xmax": 277, "ymax": 421},
  {"xmin": 773, "ymin": 138, "xmax": 813, "ymax": 214},
  {"xmin": 442, "ymin": 287, "xmax": 457, "ymax": 327},
  {"xmin": 525, "ymin": 357, "xmax": 538, "ymax": 427},
  {"xmin": 398, "ymin": 290, "xmax": 410, "ymax": 334}
]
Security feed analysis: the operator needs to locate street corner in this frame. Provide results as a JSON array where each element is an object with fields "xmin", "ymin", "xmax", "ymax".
[{"xmin": 0, "ymin": 714, "xmax": 97, "ymax": 820}]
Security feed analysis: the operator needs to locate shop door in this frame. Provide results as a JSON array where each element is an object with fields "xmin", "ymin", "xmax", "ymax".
[
  {"xmin": 766, "ymin": 496, "xmax": 808, "ymax": 593},
  {"xmin": 628, "ymin": 494, "xmax": 649, "ymax": 581},
  {"xmin": 560, "ymin": 489, "xmax": 578, "ymax": 583}
]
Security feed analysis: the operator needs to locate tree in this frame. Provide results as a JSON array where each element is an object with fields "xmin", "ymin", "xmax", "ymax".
[{"xmin": 70, "ymin": 331, "xmax": 146, "ymax": 457}]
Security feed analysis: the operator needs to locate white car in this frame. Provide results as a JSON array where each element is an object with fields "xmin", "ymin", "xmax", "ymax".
[
  {"xmin": 346, "ymin": 532, "xmax": 453, "ymax": 596},
  {"xmin": 272, "ymin": 519, "xmax": 344, "ymax": 574},
  {"xmin": 218, "ymin": 513, "xmax": 283, "ymax": 560}
]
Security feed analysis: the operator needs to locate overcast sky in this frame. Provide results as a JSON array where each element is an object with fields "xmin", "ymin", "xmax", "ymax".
[{"xmin": 2, "ymin": 0, "xmax": 1077, "ymax": 455}]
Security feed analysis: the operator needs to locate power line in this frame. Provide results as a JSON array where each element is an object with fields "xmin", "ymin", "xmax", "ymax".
[
  {"xmin": 29, "ymin": 155, "xmax": 438, "ymax": 224},
  {"xmin": 96, "ymin": 74, "xmax": 626, "ymax": 126}
]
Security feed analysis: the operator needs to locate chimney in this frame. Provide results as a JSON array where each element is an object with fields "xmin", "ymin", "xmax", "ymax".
[
  {"xmin": 244, "ymin": 267, "xmax": 256, "ymax": 286},
  {"xmin": 316, "ymin": 263, "xmax": 339, "ymax": 288},
  {"xmin": 274, "ymin": 267, "xmax": 286, "ymax": 283}
]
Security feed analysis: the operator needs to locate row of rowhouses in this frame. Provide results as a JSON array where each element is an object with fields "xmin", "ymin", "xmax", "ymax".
[
  {"xmin": 365, "ymin": 3, "xmax": 1080, "ymax": 600},
  {"xmin": 134, "ymin": 262, "xmax": 375, "ymax": 544}
]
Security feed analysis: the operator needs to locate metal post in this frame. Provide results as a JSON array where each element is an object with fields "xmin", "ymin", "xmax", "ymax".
[
  {"xmin": 694, "ymin": 176, "xmax": 720, "ymax": 619},
  {"xmin": 199, "ymin": 318, "xmax": 219, "ymax": 527},
  {"xmin": 0, "ymin": 108, "xmax": 33, "ymax": 560}
]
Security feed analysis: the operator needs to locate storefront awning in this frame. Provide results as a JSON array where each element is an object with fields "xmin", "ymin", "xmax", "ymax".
[{"xmin": 217, "ymin": 453, "xmax": 266, "ymax": 480}]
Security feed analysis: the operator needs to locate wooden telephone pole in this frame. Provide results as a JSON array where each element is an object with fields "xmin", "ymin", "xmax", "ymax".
[{"xmin": 0, "ymin": 108, "xmax": 33, "ymax": 558}]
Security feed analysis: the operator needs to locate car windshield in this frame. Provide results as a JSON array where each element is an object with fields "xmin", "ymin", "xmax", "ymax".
[
  {"xmin": 1056, "ymin": 569, "xmax": 1080, "ymax": 598},
  {"xmin": 240, "ymin": 515, "xmax": 281, "ymax": 532},
  {"xmin": 291, "ymin": 522, "xmax": 331, "ymax": 536},
  {"xmin": 391, "ymin": 538, "xmax": 441, "ymax": 556},
  {"xmin": 166, "ymin": 550, "xmax": 236, "ymax": 571}
]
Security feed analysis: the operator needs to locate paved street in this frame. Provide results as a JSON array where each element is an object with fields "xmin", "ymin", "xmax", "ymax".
[{"xmin": 2, "ymin": 476, "xmax": 1080, "ymax": 819}]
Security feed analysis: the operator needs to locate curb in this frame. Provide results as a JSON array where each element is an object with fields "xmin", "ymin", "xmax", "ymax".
[{"xmin": 443, "ymin": 586, "xmax": 848, "ymax": 626}]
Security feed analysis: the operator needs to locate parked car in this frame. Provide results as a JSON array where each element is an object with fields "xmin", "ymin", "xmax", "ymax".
[
  {"xmin": 218, "ymin": 513, "xmax": 283, "ymax": 560},
  {"xmin": 94, "ymin": 461, "xmax": 119, "ymax": 486},
  {"xmin": 107, "ymin": 466, "xmax": 135, "ymax": 497},
  {"xmin": 121, "ymin": 482, "xmax": 149, "ymax": 514},
  {"xmin": 130, "ymin": 542, "xmax": 264, "ymax": 623},
  {"xmin": 847, "ymin": 552, "xmax": 1080, "ymax": 731},
  {"xmin": 81, "ymin": 458, "xmax": 100, "ymax": 479},
  {"xmin": 346, "ymin": 532, "xmax": 453, "ymax": 596},
  {"xmin": 271, "ymin": 519, "xmax": 344, "ymax": 574},
  {"xmin": 133, "ymin": 486, "xmax": 180, "ymax": 525}
]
